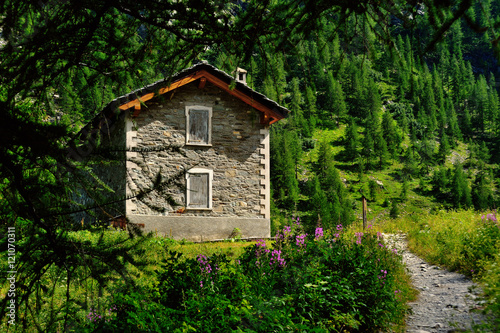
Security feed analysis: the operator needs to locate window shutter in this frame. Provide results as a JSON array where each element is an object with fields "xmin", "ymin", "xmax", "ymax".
[
  {"xmin": 186, "ymin": 168, "xmax": 213, "ymax": 209},
  {"xmin": 189, "ymin": 109, "xmax": 209, "ymax": 144},
  {"xmin": 188, "ymin": 173, "xmax": 209, "ymax": 208}
]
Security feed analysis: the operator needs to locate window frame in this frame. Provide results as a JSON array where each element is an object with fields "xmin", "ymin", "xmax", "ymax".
[
  {"xmin": 185, "ymin": 105, "xmax": 212, "ymax": 146},
  {"xmin": 185, "ymin": 168, "xmax": 213, "ymax": 210}
]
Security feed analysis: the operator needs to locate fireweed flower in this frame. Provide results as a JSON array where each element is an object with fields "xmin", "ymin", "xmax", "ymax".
[
  {"xmin": 294, "ymin": 216, "xmax": 301, "ymax": 226},
  {"xmin": 255, "ymin": 239, "xmax": 266, "ymax": 256},
  {"xmin": 197, "ymin": 254, "xmax": 212, "ymax": 275},
  {"xmin": 315, "ymin": 227, "xmax": 324, "ymax": 240},
  {"xmin": 270, "ymin": 249, "xmax": 286, "ymax": 268},
  {"xmin": 355, "ymin": 232, "xmax": 363, "ymax": 245},
  {"xmin": 377, "ymin": 232, "xmax": 382, "ymax": 240},
  {"xmin": 296, "ymin": 234, "xmax": 307, "ymax": 247},
  {"xmin": 283, "ymin": 225, "xmax": 292, "ymax": 239},
  {"xmin": 336, "ymin": 224, "xmax": 343, "ymax": 231},
  {"xmin": 256, "ymin": 240, "xmax": 266, "ymax": 248}
]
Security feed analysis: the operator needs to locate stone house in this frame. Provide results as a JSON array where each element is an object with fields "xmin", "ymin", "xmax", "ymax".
[{"xmin": 75, "ymin": 62, "xmax": 288, "ymax": 241}]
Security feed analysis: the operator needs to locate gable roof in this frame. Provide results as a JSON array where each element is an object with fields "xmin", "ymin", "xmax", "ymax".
[{"xmin": 103, "ymin": 62, "xmax": 289, "ymax": 125}]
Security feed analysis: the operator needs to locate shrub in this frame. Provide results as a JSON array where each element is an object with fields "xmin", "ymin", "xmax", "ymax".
[{"xmin": 97, "ymin": 218, "xmax": 412, "ymax": 332}]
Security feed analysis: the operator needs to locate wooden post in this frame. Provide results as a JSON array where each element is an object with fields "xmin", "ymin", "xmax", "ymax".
[{"xmin": 362, "ymin": 195, "xmax": 367, "ymax": 230}]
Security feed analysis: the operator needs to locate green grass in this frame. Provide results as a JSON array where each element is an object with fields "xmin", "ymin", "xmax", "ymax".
[{"xmin": 169, "ymin": 239, "xmax": 255, "ymax": 260}]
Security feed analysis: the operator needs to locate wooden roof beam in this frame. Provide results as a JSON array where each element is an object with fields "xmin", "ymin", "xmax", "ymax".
[{"xmin": 198, "ymin": 77, "xmax": 206, "ymax": 89}]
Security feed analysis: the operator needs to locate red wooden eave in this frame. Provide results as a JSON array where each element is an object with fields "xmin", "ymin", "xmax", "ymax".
[{"xmin": 118, "ymin": 70, "xmax": 284, "ymax": 124}]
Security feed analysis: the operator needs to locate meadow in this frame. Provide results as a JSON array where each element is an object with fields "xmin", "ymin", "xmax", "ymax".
[{"xmin": 2, "ymin": 210, "xmax": 499, "ymax": 332}]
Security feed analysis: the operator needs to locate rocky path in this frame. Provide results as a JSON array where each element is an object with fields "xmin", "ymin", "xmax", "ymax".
[{"xmin": 382, "ymin": 234, "xmax": 488, "ymax": 333}]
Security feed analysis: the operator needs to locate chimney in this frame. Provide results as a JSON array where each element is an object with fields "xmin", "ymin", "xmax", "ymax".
[{"xmin": 234, "ymin": 67, "xmax": 247, "ymax": 85}]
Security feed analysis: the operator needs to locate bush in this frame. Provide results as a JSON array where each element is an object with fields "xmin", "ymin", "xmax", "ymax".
[{"xmin": 97, "ymin": 219, "xmax": 412, "ymax": 332}]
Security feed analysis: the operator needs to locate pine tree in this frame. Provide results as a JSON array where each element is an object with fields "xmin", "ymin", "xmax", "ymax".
[
  {"xmin": 390, "ymin": 200, "xmax": 399, "ymax": 219},
  {"xmin": 305, "ymin": 85, "xmax": 318, "ymax": 121},
  {"xmin": 401, "ymin": 177, "xmax": 409, "ymax": 201},
  {"xmin": 487, "ymin": 87, "xmax": 499, "ymax": 134},
  {"xmin": 316, "ymin": 140, "xmax": 354, "ymax": 227},
  {"xmin": 438, "ymin": 132, "xmax": 451, "ymax": 162},
  {"xmin": 323, "ymin": 72, "xmax": 347, "ymax": 127},
  {"xmin": 451, "ymin": 163, "xmax": 472, "ymax": 209},
  {"xmin": 289, "ymin": 77, "xmax": 310, "ymax": 136},
  {"xmin": 382, "ymin": 111, "xmax": 401, "ymax": 158},
  {"xmin": 472, "ymin": 171, "xmax": 493, "ymax": 210},
  {"xmin": 471, "ymin": 75, "xmax": 489, "ymax": 133},
  {"xmin": 310, "ymin": 177, "xmax": 332, "ymax": 228},
  {"xmin": 431, "ymin": 166, "xmax": 449, "ymax": 197},
  {"xmin": 446, "ymin": 97, "xmax": 462, "ymax": 143},
  {"xmin": 461, "ymin": 107, "xmax": 473, "ymax": 139},
  {"xmin": 270, "ymin": 128, "xmax": 300, "ymax": 209},
  {"xmin": 344, "ymin": 117, "xmax": 360, "ymax": 161},
  {"xmin": 417, "ymin": 134, "xmax": 435, "ymax": 174},
  {"xmin": 422, "ymin": 76, "xmax": 438, "ymax": 134}
]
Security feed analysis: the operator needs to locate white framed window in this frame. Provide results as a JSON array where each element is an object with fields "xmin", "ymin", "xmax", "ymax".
[
  {"xmin": 185, "ymin": 105, "xmax": 212, "ymax": 146},
  {"xmin": 185, "ymin": 168, "xmax": 213, "ymax": 209}
]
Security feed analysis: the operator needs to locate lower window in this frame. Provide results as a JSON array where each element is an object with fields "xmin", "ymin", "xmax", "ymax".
[{"xmin": 185, "ymin": 168, "xmax": 213, "ymax": 209}]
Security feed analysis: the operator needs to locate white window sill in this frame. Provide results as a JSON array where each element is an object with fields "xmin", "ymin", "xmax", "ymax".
[
  {"xmin": 186, "ymin": 143, "xmax": 213, "ymax": 147},
  {"xmin": 185, "ymin": 207, "xmax": 213, "ymax": 211}
]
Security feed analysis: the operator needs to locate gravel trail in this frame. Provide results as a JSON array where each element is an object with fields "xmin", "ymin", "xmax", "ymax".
[{"xmin": 382, "ymin": 233, "xmax": 488, "ymax": 333}]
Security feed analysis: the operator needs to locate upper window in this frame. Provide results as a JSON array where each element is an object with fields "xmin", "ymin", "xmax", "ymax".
[
  {"xmin": 185, "ymin": 168, "xmax": 213, "ymax": 209},
  {"xmin": 186, "ymin": 105, "xmax": 212, "ymax": 146}
]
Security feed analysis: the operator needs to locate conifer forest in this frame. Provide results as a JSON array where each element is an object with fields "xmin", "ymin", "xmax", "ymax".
[{"xmin": 1, "ymin": 1, "xmax": 500, "ymax": 331}]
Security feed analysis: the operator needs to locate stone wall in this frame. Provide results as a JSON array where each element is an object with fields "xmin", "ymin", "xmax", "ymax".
[{"xmin": 125, "ymin": 81, "xmax": 269, "ymax": 220}]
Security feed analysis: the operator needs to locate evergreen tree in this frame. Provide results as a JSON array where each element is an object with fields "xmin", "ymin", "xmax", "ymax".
[
  {"xmin": 417, "ymin": 134, "xmax": 435, "ymax": 174},
  {"xmin": 361, "ymin": 126, "xmax": 376, "ymax": 170},
  {"xmin": 382, "ymin": 111, "xmax": 401, "ymax": 158},
  {"xmin": 431, "ymin": 166, "xmax": 449, "ymax": 198},
  {"xmin": 316, "ymin": 140, "xmax": 354, "ymax": 227},
  {"xmin": 461, "ymin": 107, "xmax": 473, "ymax": 139},
  {"xmin": 289, "ymin": 77, "xmax": 310, "ymax": 137},
  {"xmin": 401, "ymin": 177, "xmax": 409, "ymax": 201},
  {"xmin": 438, "ymin": 132, "xmax": 451, "ymax": 162},
  {"xmin": 323, "ymin": 72, "xmax": 347, "ymax": 127},
  {"xmin": 310, "ymin": 177, "xmax": 332, "ymax": 228},
  {"xmin": 422, "ymin": 75, "xmax": 438, "ymax": 134},
  {"xmin": 305, "ymin": 85, "xmax": 318, "ymax": 121},
  {"xmin": 344, "ymin": 117, "xmax": 360, "ymax": 161},
  {"xmin": 270, "ymin": 128, "xmax": 300, "ymax": 209},
  {"xmin": 471, "ymin": 75, "xmax": 489, "ymax": 133},
  {"xmin": 446, "ymin": 97, "xmax": 462, "ymax": 143},
  {"xmin": 487, "ymin": 86, "xmax": 499, "ymax": 134},
  {"xmin": 451, "ymin": 163, "xmax": 472, "ymax": 209},
  {"xmin": 390, "ymin": 200, "xmax": 399, "ymax": 219},
  {"xmin": 472, "ymin": 171, "xmax": 493, "ymax": 210}
]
